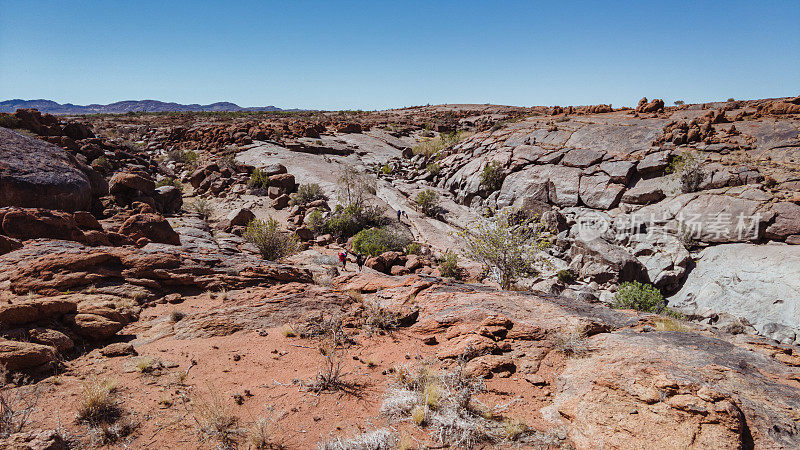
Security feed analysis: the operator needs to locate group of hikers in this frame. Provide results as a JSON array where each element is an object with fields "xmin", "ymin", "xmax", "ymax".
[
  {"xmin": 337, "ymin": 249, "xmax": 364, "ymax": 272},
  {"xmin": 337, "ymin": 209, "xmax": 408, "ymax": 272}
]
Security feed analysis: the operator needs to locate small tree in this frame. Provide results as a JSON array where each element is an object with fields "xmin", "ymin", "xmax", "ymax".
[
  {"xmin": 674, "ymin": 100, "xmax": 685, "ymax": 106},
  {"xmin": 458, "ymin": 208, "xmax": 550, "ymax": 289},
  {"xmin": 415, "ymin": 189, "xmax": 439, "ymax": 217},
  {"xmin": 668, "ymin": 151, "xmax": 705, "ymax": 193},
  {"xmin": 337, "ymin": 166, "xmax": 375, "ymax": 211},
  {"xmin": 245, "ymin": 218, "xmax": 300, "ymax": 261}
]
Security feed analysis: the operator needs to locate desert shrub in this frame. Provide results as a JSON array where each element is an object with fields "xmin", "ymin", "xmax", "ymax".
[
  {"xmin": 727, "ymin": 97, "xmax": 735, "ymax": 102},
  {"xmin": 247, "ymin": 418, "xmax": 279, "ymax": 449},
  {"xmin": 426, "ymin": 162, "xmax": 442, "ymax": 176},
  {"xmin": 247, "ymin": 168, "xmax": 270, "ymax": 190},
  {"xmin": 244, "ymin": 218, "xmax": 301, "ymax": 261},
  {"xmin": 406, "ymin": 242, "xmax": 422, "ymax": 255},
  {"xmin": 170, "ymin": 309, "xmax": 185, "ymax": 322},
  {"xmin": 667, "ymin": 151, "xmax": 705, "ymax": 193},
  {"xmin": 193, "ymin": 390, "xmax": 240, "ymax": 449},
  {"xmin": 556, "ymin": 269, "xmax": 575, "ymax": 284},
  {"xmin": 612, "ymin": 281, "xmax": 666, "ymax": 313},
  {"xmin": 218, "ymin": 154, "xmax": 237, "ymax": 171},
  {"xmin": 304, "ymin": 353, "xmax": 363, "ymax": 395},
  {"xmin": 361, "ymin": 301, "xmax": 400, "ymax": 333},
  {"xmin": 319, "ymin": 428, "xmax": 396, "ymax": 450},
  {"xmin": 325, "ymin": 205, "xmax": 384, "ymax": 241},
  {"xmin": 439, "ymin": 252, "xmax": 459, "ymax": 279},
  {"xmin": 92, "ymin": 155, "xmax": 113, "ymax": 173},
  {"xmin": 76, "ymin": 379, "xmax": 120, "ymax": 425},
  {"xmin": 306, "ymin": 209, "xmax": 326, "ymax": 235},
  {"xmin": 380, "ymin": 164, "xmax": 393, "ymax": 175},
  {"xmin": 480, "ymin": 161, "xmax": 505, "ymax": 192},
  {"xmin": 415, "ymin": 189, "xmax": 439, "ymax": 217},
  {"xmin": 88, "ymin": 417, "xmax": 137, "ymax": 447},
  {"xmin": 381, "ymin": 362, "xmax": 493, "ymax": 448},
  {"xmin": 187, "ymin": 198, "xmax": 213, "ymax": 220},
  {"xmin": 0, "ymin": 384, "xmax": 38, "ymax": 437},
  {"xmin": 166, "ymin": 148, "xmax": 199, "ymax": 168},
  {"xmin": 674, "ymin": 100, "xmax": 685, "ymax": 106},
  {"xmin": 291, "ymin": 183, "xmax": 326, "ymax": 206},
  {"xmin": 552, "ymin": 327, "xmax": 589, "ymax": 357},
  {"xmin": 337, "ymin": 166, "xmax": 376, "ymax": 211},
  {"xmin": 351, "ymin": 227, "xmax": 411, "ymax": 257},
  {"xmin": 458, "ymin": 208, "xmax": 551, "ymax": 290},
  {"xmin": 155, "ymin": 177, "xmax": 182, "ymax": 191}
]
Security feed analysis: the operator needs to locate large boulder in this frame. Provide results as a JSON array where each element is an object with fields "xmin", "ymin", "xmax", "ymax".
[
  {"xmin": 570, "ymin": 231, "xmax": 648, "ymax": 284},
  {"xmin": 109, "ymin": 171, "xmax": 155, "ymax": 204},
  {"xmin": 0, "ymin": 339, "xmax": 57, "ymax": 371},
  {"xmin": 118, "ymin": 213, "xmax": 181, "ymax": 245},
  {"xmin": 0, "ymin": 127, "xmax": 92, "ymax": 211},
  {"xmin": 668, "ymin": 243, "xmax": 800, "ymax": 344},
  {"xmin": 579, "ymin": 174, "xmax": 625, "ymax": 210},
  {"xmin": 0, "ymin": 208, "xmax": 86, "ymax": 242}
]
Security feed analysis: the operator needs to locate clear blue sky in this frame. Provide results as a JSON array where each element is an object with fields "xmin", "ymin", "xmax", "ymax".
[{"xmin": 1, "ymin": 1, "xmax": 798, "ymax": 110}]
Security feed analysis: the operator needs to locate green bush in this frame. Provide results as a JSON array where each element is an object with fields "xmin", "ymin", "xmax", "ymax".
[
  {"xmin": 612, "ymin": 281, "xmax": 666, "ymax": 313},
  {"xmin": 166, "ymin": 148, "xmax": 199, "ymax": 168},
  {"xmin": 247, "ymin": 168, "xmax": 270, "ymax": 190},
  {"xmin": 351, "ymin": 227, "xmax": 411, "ymax": 257},
  {"xmin": 306, "ymin": 209, "xmax": 326, "ymax": 235},
  {"xmin": 92, "ymin": 155, "xmax": 113, "ymax": 174},
  {"xmin": 324, "ymin": 204, "xmax": 383, "ymax": 241},
  {"xmin": 380, "ymin": 164, "xmax": 393, "ymax": 175},
  {"xmin": 415, "ymin": 189, "xmax": 439, "ymax": 217},
  {"xmin": 439, "ymin": 252, "xmax": 459, "ymax": 278},
  {"xmin": 426, "ymin": 162, "xmax": 442, "ymax": 176},
  {"xmin": 244, "ymin": 218, "xmax": 300, "ymax": 261},
  {"xmin": 406, "ymin": 242, "xmax": 422, "ymax": 255},
  {"xmin": 480, "ymin": 161, "xmax": 505, "ymax": 192},
  {"xmin": 556, "ymin": 269, "xmax": 575, "ymax": 284},
  {"xmin": 291, "ymin": 183, "xmax": 325, "ymax": 206},
  {"xmin": 155, "ymin": 177, "xmax": 182, "ymax": 191}
]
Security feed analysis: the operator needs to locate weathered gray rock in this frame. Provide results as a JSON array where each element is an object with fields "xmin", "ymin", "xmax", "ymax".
[
  {"xmin": 561, "ymin": 148, "xmax": 605, "ymax": 168},
  {"xmin": 637, "ymin": 150, "xmax": 670, "ymax": 174},
  {"xmin": 570, "ymin": 230, "xmax": 647, "ymax": 284},
  {"xmin": 579, "ymin": 174, "xmax": 624, "ymax": 210},
  {"xmin": 765, "ymin": 202, "xmax": 800, "ymax": 241},
  {"xmin": 547, "ymin": 166, "xmax": 582, "ymax": 207},
  {"xmin": 599, "ymin": 160, "xmax": 637, "ymax": 184},
  {"xmin": 621, "ymin": 177, "xmax": 666, "ymax": 204},
  {"xmin": 668, "ymin": 243, "xmax": 800, "ymax": 344},
  {"xmin": 0, "ymin": 127, "xmax": 92, "ymax": 211}
]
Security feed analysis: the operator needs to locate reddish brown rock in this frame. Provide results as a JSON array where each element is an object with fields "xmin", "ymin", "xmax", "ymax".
[
  {"xmin": 118, "ymin": 213, "xmax": 181, "ymax": 245},
  {"xmin": 0, "ymin": 339, "xmax": 57, "ymax": 371},
  {"xmin": 1, "ymin": 208, "xmax": 85, "ymax": 242}
]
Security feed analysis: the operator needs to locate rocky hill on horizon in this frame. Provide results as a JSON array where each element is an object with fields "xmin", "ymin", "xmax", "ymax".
[
  {"xmin": 0, "ymin": 98, "xmax": 294, "ymax": 115},
  {"xmin": 0, "ymin": 97, "xmax": 799, "ymax": 448}
]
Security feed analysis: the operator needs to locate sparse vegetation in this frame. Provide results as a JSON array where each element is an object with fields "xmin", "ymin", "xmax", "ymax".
[
  {"xmin": 245, "ymin": 218, "xmax": 301, "ymax": 261},
  {"xmin": 426, "ymin": 162, "xmax": 442, "ymax": 176},
  {"xmin": 92, "ymin": 155, "xmax": 113, "ymax": 173},
  {"xmin": 304, "ymin": 353, "xmax": 363, "ymax": 396},
  {"xmin": 406, "ymin": 242, "xmax": 422, "ymax": 255},
  {"xmin": 415, "ymin": 189, "xmax": 439, "ymax": 216},
  {"xmin": 667, "ymin": 151, "xmax": 706, "ymax": 193},
  {"xmin": 187, "ymin": 197, "xmax": 213, "ymax": 220},
  {"xmin": 480, "ymin": 161, "xmax": 505, "ymax": 192},
  {"xmin": 319, "ymin": 428, "xmax": 396, "ymax": 450},
  {"xmin": 193, "ymin": 390, "xmax": 241, "ymax": 449},
  {"xmin": 351, "ymin": 227, "xmax": 411, "ymax": 257},
  {"xmin": 0, "ymin": 384, "xmax": 38, "ymax": 438},
  {"xmin": 248, "ymin": 167, "xmax": 271, "ymax": 190},
  {"xmin": 167, "ymin": 148, "xmax": 199, "ymax": 169},
  {"xmin": 381, "ymin": 361, "xmax": 497, "ymax": 448},
  {"xmin": 0, "ymin": 114, "xmax": 23, "ymax": 129},
  {"xmin": 674, "ymin": 100, "xmax": 685, "ymax": 106},
  {"xmin": 155, "ymin": 177, "xmax": 182, "ymax": 191},
  {"xmin": 612, "ymin": 281, "xmax": 668, "ymax": 314},
  {"xmin": 459, "ymin": 208, "xmax": 551, "ymax": 290},
  {"xmin": 652, "ymin": 316, "xmax": 691, "ymax": 332},
  {"xmin": 438, "ymin": 252, "xmax": 460, "ymax": 279},
  {"xmin": 552, "ymin": 327, "xmax": 590, "ymax": 357},
  {"xmin": 76, "ymin": 379, "xmax": 120, "ymax": 425},
  {"xmin": 556, "ymin": 269, "xmax": 575, "ymax": 284},
  {"xmin": 170, "ymin": 309, "xmax": 185, "ymax": 322},
  {"xmin": 291, "ymin": 183, "xmax": 326, "ymax": 206},
  {"xmin": 247, "ymin": 418, "xmax": 280, "ymax": 449},
  {"xmin": 412, "ymin": 130, "xmax": 473, "ymax": 158},
  {"xmin": 361, "ymin": 301, "xmax": 400, "ymax": 333}
]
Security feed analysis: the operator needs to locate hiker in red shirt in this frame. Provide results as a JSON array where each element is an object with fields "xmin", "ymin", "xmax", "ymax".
[{"xmin": 338, "ymin": 250, "xmax": 348, "ymax": 271}]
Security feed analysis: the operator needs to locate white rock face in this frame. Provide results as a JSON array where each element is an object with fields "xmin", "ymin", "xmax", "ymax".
[{"xmin": 668, "ymin": 243, "xmax": 800, "ymax": 344}]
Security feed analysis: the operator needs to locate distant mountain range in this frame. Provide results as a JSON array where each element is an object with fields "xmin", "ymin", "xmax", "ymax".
[{"xmin": 0, "ymin": 99, "xmax": 297, "ymax": 115}]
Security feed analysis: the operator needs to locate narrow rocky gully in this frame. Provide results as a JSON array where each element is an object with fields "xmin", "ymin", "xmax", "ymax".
[{"xmin": 1, "ymin": 101, "xmax": 799, "ymax": 449}]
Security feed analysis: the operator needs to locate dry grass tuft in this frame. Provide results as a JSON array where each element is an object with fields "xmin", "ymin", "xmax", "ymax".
[
  {"xmin": 552, "ymin": 327, "xmax": 590, "ymax": 357},
  {"xmin": 247, "ymin": 417, "xmax": 282, "ymax": 449},
  {"xmin": 318, "ymin": 428, "xmax": 396, "ymax": 450},
  {"xmin": 653, "ymin": 316, "xmax": 691, "ymax": 332},
  {"xmin": 193, "ymin": 390, "xmax": 241, "ymax": 449},
  {"xmin": 76, "ymin": 379, "xmax": 120, "ymax": 425}
]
